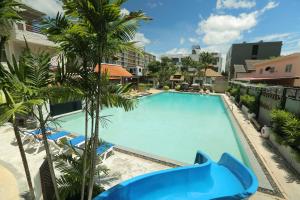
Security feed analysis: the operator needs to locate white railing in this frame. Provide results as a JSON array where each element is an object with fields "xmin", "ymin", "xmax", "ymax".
[{"xmin": 16, "ymin": 22, "xmax": 43, "ymax": 34}]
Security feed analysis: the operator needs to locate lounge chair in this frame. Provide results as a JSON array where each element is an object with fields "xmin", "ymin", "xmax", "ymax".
[
  {"xmin": 96, "ymin": 142, "xmax": 114, "ymax": 160},
  {"xmin": 26, "ymin": 130, "xmax": 71, "ymax": 154},
  {"xmin": 21, "ymin": 127, "xmax": 54, "ymax": 143},
  {"xmin": 67, "ymin": 136, "xmax": 114, "ymax": 161}
]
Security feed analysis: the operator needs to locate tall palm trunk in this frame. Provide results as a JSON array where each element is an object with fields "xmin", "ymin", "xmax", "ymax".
[
  {"xmin": 80, "ymin": 60, "xmax": 89, "ymax": 200},
  {"xmin": 87, "ymin": 37, "xmax": 104, "ymax": 200},
  {"xmin": 12, "ymin": 120, "xmax": 35, "ymax": 200},
  {"xmin": 0, "ymin": 36, "xmax": 8, "ymax": 61},
  {"xmin": 80, "ymin": 97, "xmax": 89, "ymax": 200},
  {"xmin": 37, "ymin": 105, "xmax": 60, "ymax": 200}
]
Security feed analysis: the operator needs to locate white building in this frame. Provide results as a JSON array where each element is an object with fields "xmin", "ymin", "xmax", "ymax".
[
  {"xmin": 0, "ymin": 5, "xmax": 57, "ymax": 67},
  {"xmin": 127, "ymin": 66, "xmax": 144, "ymax": 77},
  {"xmin": 162, "ymin": 45, "xmax": 223, "ymax": 72}
]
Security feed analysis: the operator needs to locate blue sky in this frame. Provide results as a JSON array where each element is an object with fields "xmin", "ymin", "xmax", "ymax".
[{"xmin": 24, "ymin": 0, "xmax": 300, "ymax": 62}]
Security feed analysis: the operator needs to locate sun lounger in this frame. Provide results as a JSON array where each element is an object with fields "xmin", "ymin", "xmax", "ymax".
[
  {"xmin": 68, "ymin": 135, "xmax": 85, "ymax": 147},
  {"xmin": 96, "ymin": 142, "xmax": 114, "ymax": 160},
  {"xmin": 26, "ymin": 130, "xmax": 71, "ymax": 154},
  {"xmin": 67, "ymin": 136, "xmax": 114, "ymax": 160}
]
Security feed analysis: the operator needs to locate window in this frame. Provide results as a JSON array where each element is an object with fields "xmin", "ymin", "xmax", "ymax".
[
  {"xmin": 259, "ymin": 68, "xmax": 263, "ymax": 74},
  {"xmin": 285, "ymin": 64, "xmax": 293, "ymax": 72},
  {"xmin": 139, "ymin": 68, "xmax": 142, "ymax": 72},
  {"xmin": 252, "ymin": 45, "xmax": 259, "ymax": 55},
  {"xmin": 265, "ymin": 66, "xmax": 275, "ymax": 73}
]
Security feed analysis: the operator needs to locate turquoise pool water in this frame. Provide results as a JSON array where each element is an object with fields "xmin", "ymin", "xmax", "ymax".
[{"xmin": 56, "ymin": 92, "xmax": 248, "ymax": 164}]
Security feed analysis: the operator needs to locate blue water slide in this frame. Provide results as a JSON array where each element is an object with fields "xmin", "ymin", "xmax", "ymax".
[{"xmin": 94, "ymin": 151, "xmax": 258, "ymax": 200}]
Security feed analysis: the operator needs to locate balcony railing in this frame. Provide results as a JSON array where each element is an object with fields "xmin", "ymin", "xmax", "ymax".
[{"xmin": 16, "ymin": 22, "xmax": 43, "ymax": 34}]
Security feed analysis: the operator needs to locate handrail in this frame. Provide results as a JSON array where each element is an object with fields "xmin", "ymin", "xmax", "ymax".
[{"xmin": 16, "ymin": 22, "xmax": 43, "ymax": 34}]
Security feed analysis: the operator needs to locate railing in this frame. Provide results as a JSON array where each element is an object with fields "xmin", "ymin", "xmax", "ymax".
[{"xmin": 16, "ymin": 22, "xmax": 43, "ymax": 34}]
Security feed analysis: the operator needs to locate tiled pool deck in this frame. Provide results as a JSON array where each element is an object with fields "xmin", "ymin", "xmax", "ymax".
[{"xmin": 0, "ymin": 90, "xmax": 299, "ymax": 199}]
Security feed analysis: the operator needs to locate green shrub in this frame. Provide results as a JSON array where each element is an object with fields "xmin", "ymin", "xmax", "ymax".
[
  {"xmin": 226, "ymin": 86, "xmax": 232, "ymax": 93},
  {"xmin": 175, "ymin": 85, "xmax": 181, "ymax": 91},
  {"xmin": 271, "ymin": 109, "xmax": 294, "ymax": 135},
  {"xmin": 229, "ymin": 87, "xmax": 240, "ymax": 102},
  {"xmin": 271, "ymin": 109, "xmax": 300, "ymax": 148},
  {"xmin": 138, "ymin": 83, "xmax": 152, "ymax": 92},
  {"xmin": 240, "ymin": 94, "xmax": 255, "ymax": 112},
  {"xmin": 163, "ymin": 85, "xmax": 169, "ymax": 90}
]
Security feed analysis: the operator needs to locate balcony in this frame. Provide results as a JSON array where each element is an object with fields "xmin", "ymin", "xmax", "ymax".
[{"xmin": 11, "ymin": 22, "xmax": 56, "ymax": 47}]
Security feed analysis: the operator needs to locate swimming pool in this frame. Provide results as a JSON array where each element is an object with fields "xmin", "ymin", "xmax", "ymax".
[{"xmin": 56, "ymin": 92, "xmax": 249, "ymax": 164}]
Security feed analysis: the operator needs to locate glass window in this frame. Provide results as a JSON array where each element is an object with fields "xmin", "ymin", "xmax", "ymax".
[
  {"xmin": 285, "ymin": 64, "xmax": 292, "ymax": 72},
  {"xmin": 139, "ymin": 68, "xmax": 142, "ymax": 72},
  {"xmin": 252, "ymin": 45, "xmax": 259, "ymax": 55}
]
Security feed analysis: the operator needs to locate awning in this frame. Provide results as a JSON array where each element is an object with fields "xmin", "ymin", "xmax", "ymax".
[{"xmin": 94, "ymin": 64, "xmax": 133, "ymax": 79}]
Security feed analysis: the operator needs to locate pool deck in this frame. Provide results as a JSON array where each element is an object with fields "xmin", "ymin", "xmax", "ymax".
[{"xmin": 223, "ymin": 94, "xmax": 300, "ymax": 200}]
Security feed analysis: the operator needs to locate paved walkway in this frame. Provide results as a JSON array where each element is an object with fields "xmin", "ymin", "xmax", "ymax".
[
  {"xmin": 0, "ymin": 164, "xmax": 19, "ymax": 200},
  {"xmin": 223, "ymin": 95, "xmax": 300, "ymax": 200},
  {"xmin": 102, "ymin": 151, "xmax": 169, "ymax": 189},
  {"xmin": 0, "ymin": 125, "xmax": 45, "ymax": 200}
]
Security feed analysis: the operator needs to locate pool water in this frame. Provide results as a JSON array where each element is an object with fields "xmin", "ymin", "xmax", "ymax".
[{"xmin": 56, "ymin": 92, "xmax": 248, "ymax": 164}]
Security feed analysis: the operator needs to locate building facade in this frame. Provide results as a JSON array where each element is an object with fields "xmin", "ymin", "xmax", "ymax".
[
  {"xmin": 235, "ymin": 53, "xmax": 300, "ymax": 87},
  {"xmin": 0, "ymin": 5, "xmax": 57, "ymax": 67},
  {"xmin": 112, "ymin": 50, "xmax": 156, "ymax": 77},
  {"xmin": 225, "ymin": 41, "xmax": 282, "ymax": 80},
  {"xmin": 163, "ymin": 45, "xmax": 223, "ymax": 72}
]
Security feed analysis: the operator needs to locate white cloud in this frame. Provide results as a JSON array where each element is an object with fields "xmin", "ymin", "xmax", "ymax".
[
  {"xmin": 133, "ymin": 32, "xmax": 151, "ymax": 47},
  {"xmin": 179, "ymin": 37, "xmax": 185, "ymax": 45},
  {"xmin": 22, "ymin": 0, "xmax": 63, "ymax": 17},
  {"xmin": 188, "ymin": 37, "xmax": 199, "ymax": 44},
  {"xmin": 261, "ymin": 1, "xmax": 279, "ymax": 12},
  {"xmin": 147, "ymin": 1, "xmax": 163, "ymax": 8},
  {"xmin": 120, "ymin": 8, "xmax": 130, "ymax": 16},
  {"xmin": 197, "ymin": 1, "xmax": 279, "ymax": 46},
  {"xmin": 197, "ymin": 12, "xmax": 257, "ymax": 45},
  {"xmin": 216, "ymin": 0, "xmax": 256, "ymax": 9},
  {"xmin": 254, "ymin": 33, "xmax": 292, "ymax": 42},
  {"xmin": 165, "ymin": 48, "xmax": 190, "ymax": 55}
]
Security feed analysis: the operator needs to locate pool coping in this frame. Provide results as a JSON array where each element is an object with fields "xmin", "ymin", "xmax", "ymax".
[{"xmin": 221, "ymin": 94, "xmax": 284, "ymax": 198}]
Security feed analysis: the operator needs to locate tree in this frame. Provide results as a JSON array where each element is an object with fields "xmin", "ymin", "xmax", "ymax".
[
  {"xmin": 60, "ymin": 1, "xmax": 149, "ymax": 199},
  {"xmin": 199, "ymin": 52, "xmax": 216, "ymax": 84},
  {"xmin": 147, "ymin": 61, "xmax": 161, "ymax": 74},
  {"xmin": 54, "ymin": 141, "xmax": 107, "ymax": 200},
  {"xmin": 181, "ymin": 56, "xmax": 196, "ymax": 72},
  {"xmin": 42, "ymin": 1, "xmax": 148, "ymax": 199},
  {"xmin": 0, "ymin": 58, "xmax": 36, "ymax": 200},
  {"xmin": 0, "ymin": 0, "xmax": 22, "ymax": 61}
]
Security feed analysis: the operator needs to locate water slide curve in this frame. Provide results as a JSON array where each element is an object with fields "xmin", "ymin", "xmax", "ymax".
[{"xmin": 94, "ymin": 151, "xmax": 258, "ymax": 200}]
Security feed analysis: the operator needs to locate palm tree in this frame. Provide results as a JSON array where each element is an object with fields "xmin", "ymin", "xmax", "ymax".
[
  {"xmin": 199, "ymin": 52, "xmax": 216, "ymax": 85},
  {"xmin": 24, "ymin": 50, "xmax": 79, "ymax": 200},
  {"xmin": 0, "ymin": 60, "xmax": 36, "ymax": 200},
  {"xmin": 60, "ymin": 1, "xmax": 149, "ymax": 199},
  {"xmin": 54, "ymin": 139, "xmax": 109, "ymax": 200},
  {"xmin": 0, "ymin": 0, "xmax": 22, "ymax": 61}
]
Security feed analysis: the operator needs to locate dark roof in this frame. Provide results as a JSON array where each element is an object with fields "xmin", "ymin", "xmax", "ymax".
[{"xmin": 234, "ymin": 64, "xmax": 246, "ymax": 73}]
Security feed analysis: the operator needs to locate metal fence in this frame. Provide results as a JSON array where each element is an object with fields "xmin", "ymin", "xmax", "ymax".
[{"xmin": 230, "ymin": 82, "xmax": 300, "ymax": 126}]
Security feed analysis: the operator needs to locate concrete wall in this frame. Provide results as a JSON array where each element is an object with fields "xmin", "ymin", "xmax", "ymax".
[
  {"xmin": 285, "ymin": 98, "xmax": 300, "ymax": 117},
  {"xmin": 258, "ymin": 95, "xmax": 280, "ymax": 125},
  {"xmin": 213, "ymin": 78, "xmax": 228, "ymax": 93}
]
